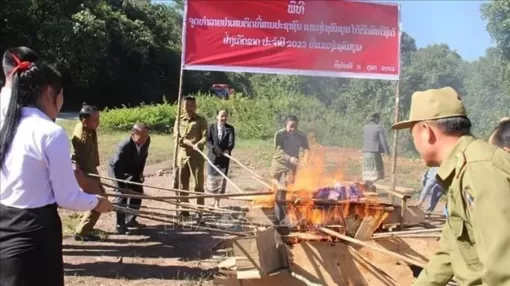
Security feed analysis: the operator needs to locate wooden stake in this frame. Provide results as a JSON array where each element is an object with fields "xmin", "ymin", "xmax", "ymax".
[
  {"xmin": 194, "ymin": 148, "xmax": 244, "ymax": 193},
  {"xmin": 318, "ymin": 226, "xmax": 427, "ymax": 268}
]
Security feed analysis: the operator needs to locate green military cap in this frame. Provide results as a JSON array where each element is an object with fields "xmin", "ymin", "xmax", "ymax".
[{"xmin": 392, "ymin": 87, "xmax": 467, "ymax": 130}]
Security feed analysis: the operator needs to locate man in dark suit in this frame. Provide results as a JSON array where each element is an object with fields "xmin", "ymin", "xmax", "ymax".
[
  {"xmin": 108, "ymin": 123, "xmax": 150, "ymax": 234},
  {"xmin": 205, "ymin": 109, "xmax": 235, "ymax": 207}
]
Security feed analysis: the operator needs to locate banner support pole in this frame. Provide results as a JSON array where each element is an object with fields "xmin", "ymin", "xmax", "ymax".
[
  {"xmin": 172, "ymin": 66, "xmax": 185, "ymax": 172},
  {"xmin": 390, "ymin": 80, "xmax": 400, "ymax": 205}
]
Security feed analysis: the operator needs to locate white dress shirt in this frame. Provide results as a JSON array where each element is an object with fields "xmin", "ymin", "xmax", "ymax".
[
  {"xmin": 136, "ymin": 144, "xmax": 141, "ymax": 155},
  {"xmin": 0, "ymin": 107, "xmax": 98, "ymax": 210},
  {"xmin": 0, "ymin": 87, "xmax": 12, "ymax": 127},
  {"xmin": 218, "ymin": 123, "xmax": 224, "ymax": 140}
]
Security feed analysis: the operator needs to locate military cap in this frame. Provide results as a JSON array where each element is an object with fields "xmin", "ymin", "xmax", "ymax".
[{"xmin": 392, "ymin": 87, "xmax": 467, "ymax": 130}]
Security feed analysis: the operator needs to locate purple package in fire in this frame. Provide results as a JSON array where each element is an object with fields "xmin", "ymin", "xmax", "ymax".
[{"xmin": 314, "ymin": 184, "xmax": 362, "ymax": 201}]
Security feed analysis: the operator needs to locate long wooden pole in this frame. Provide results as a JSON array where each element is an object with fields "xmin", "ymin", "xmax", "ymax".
[
  {"xmin": 372, "ymin": 227, "xmax": 442, "ymax": 238},
  {"xmin": 390, "ymin": 80, "xmax": 400, "ymax": 206},
  {"xmin": 318, "ymin": 226, "xmax": 427, "ymax": 269},
  {"xmin": 89, "ymin": 173, "xmax": 203, "ymax": 196},
  {"xmin": 223, "ymin": 153, "xmax": 273, "ymax": 190},
  {"xmin": 105, "ymin": 190, "xmax": 273, "ymax": 201},
  {"xmin": 102, "ymin": 182, "xmax": 241, "ymax": 215},
  {"xmin": 113, "ymin": 206, "xmax": 249, "ymax": 237},
  {"xmin": 195, "ymin": 148, "xmax": 244, "ymax": 193}
]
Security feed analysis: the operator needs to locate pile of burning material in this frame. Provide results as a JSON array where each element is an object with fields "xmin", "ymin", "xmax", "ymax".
[{"xmin": 250, "ymin": 180, "xmax": 393, "ymax": 242}]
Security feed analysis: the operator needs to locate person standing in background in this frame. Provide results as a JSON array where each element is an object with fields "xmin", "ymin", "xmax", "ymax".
[
  {"xmin": 417, "ymin": 167, "xmax": 444, "ymax": 213},
  {"xmin": 73, "ymin": 103, "xmax": 105, "ymax": 242},
  {"xmin": 108, "ymin": 123, "xmax": 151, "ymax": 234},
  {"xmin": 489, "ymin": 116, "xmax": 510, "ymax": 145},
  {"xmin": 1, "ymin": 47, "xmax": 39, "ymax": 124},
  {"xmin": 206, "ymin": 108, "xmax": 235, "ymax": 208},
  {"xmin": 173, "ymin": 96, "xmax": 208, "ymax": 217},
  {"xmin": 0, "ymin": 55, "xmax": 112, "ymax": 286},
  {"xmin": 362, "ymin": 113, "xmax": 390, "ymax": 191},
  {"xmin": 490, "ymin": 119, "xmax": 510, "ymax": 152}
]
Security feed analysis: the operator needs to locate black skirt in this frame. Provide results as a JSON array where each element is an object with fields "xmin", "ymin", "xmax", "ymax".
[{"xmin": 0, "ymin": 203, "xmax": 64, "ymax": 286}]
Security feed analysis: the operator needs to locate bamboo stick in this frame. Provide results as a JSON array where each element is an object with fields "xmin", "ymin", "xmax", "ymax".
[
  {"xmin": 194, "ymin": 148, "xmax": 244, "ymax": 193},
  {"xmin": 223, "ymin": 153, "xmax": 273, "ymax": 190},
  {"xmin": 372, "ymin": 227, "xmax": 442, "ymax": 238},
  {"xmin": 87, "ymin": 173, "xmax": 204, "ymax": 195},
  {"xmin": 105, "ymin": 190, "xmax": 273, "ymax": 201},
  {"xmin": 374, "ymin": 234, "xmax": 441, "ymax": 239},
  {"xmin": 113, "ymin": 206, "xmax": 250, "ymax": 236},
  {"xmin": 318, "ymin": 226, "xmax": 427, "ymax": 269},
  {"xmin": 104, "ymin": 182, "xmax": 242, "ymax": 215},
  {"xmin": 112, "ymin": 203, "xmax": 199, "ymax": 214}
]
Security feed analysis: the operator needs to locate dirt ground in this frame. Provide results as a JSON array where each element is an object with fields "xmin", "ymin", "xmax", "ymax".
[{"xmin": 62, "ymin": 146, "xmax": 429, "ymax": 286}]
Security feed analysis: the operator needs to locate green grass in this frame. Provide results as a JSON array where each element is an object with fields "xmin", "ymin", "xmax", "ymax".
[{"xmin": 58, "ymin": 119, "xmax": 174, "ymax": 165}]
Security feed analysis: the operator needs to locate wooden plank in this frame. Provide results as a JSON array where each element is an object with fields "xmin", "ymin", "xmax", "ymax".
[
  {"xmin": 232, "ymin": 228, "xmax": 286, "ymax": 279},
  {"xmin": 355, "ymin": 216, "xmax": 376, "ymax": 241},
  {"xmin": 286, "ymin": 241, "xmax": 414, "ymax": 285},
  {"xmin": 374, "ymin": 184, "xmax": 414, "ymax": 199},
  {"xmin": 374, "ymin": 236, "xmax": 440, "ymax": 265},
  {"xmin": 213, "ymin": 271, "xmax": 307, "ymax": 286},
  {"xmin": 382, "ymin": 205, "xmax": 425, "ymax": 227}
]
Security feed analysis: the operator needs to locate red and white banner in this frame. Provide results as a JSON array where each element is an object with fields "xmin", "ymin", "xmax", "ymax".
[{"xmin": 182, "ymin": 0, "xmax": 401, "ymax": 80}]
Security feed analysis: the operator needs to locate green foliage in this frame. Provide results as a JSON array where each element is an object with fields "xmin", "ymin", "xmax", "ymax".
[
  {"xmin": 100, "ymin": 93, "xmax": 370, "ymax": 148},
  {"xmin": 2, "ymin": 0, "xmax": 510, "ymax": 157}
]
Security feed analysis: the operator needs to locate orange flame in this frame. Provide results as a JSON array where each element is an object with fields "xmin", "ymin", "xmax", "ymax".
[{"xmin": 253, "ymin": 143, "xmax": 387, "ymax": 231}]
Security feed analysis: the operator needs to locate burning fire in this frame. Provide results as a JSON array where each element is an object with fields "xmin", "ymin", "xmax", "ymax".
[{"xmin": 253, "ymin": 144, "xmax": 388, "ymax": 234}]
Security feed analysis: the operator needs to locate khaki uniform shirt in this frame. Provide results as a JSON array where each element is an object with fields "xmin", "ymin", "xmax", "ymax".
[
  {"xmin": 414, "ymin": 135, "xmax": 510, "ymax": 286},
  {"xmin": 71, "ymin": 122, "xmax": 100, "ymax": 174},
  {"xmin": 270, "ymin": 129, "xmax": 309, "ymax": 178},
  {"xmin": 173, "ymin": 113, "xmax": 208, "ymax": 167}
]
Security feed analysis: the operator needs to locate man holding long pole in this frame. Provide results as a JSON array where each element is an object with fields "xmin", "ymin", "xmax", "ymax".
[{"xmin": 172, "ymin": 96, "xmax": 208, "ymax": 217}]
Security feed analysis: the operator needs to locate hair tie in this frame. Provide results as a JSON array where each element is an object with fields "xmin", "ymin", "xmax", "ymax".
[{"xmin": 9, "ymin": 53, "xmax": 32, "ymax": 77}]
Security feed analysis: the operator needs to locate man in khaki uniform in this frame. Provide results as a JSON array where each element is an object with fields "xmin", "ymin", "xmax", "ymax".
[
  {"xmin": 270, "ymin": 116, "xmax": 310, "ymax": 228},
  {"xmin": 173, "ymin": 96, "xmax": 208, "ymax": 217},
  {"xmin": 73, "ymin": 104, "xmax": 105, "ymax": 242},
  {"xmin": 392, "ymin": 87, "xmax": 510, "ymax": 285},
  {"xmin": 270, "ymin": 115, "xmax": 310, "ymax": 190}
]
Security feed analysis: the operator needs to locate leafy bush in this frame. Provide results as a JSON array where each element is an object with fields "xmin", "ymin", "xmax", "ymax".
[{"xmin": 100, "ymin": 93, "xmax": 381, "ymax": 149}]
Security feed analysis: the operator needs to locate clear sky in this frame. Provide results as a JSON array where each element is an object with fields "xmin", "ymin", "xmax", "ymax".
[
  {"xmin": 392, "ymin": 0, "xmax": 493, "ymax": 61},
  {"xmin": 152, "ymin": 0, "xmax": 493, "ymax": 61}
]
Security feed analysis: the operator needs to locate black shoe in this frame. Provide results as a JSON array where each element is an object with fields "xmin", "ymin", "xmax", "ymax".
[
  {"xmin": 74, "ymin": 233, "xmax": 101, "ymax": 242},
  {"xmin": 126, "ymin": 220, "xmax": 145, "ymax": 228},
  {"xmin": 179, "ymin": 211, "xmax": 190, "ymax": 218},
  {"xmin": 115, "ymin": 226, "xmax": 132, "ymax": 235}
]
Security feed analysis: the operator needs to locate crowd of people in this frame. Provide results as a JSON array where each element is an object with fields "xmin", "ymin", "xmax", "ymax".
[{"xmin": 1, "ymin": 46, "xmax": 510, "ymax": 286}]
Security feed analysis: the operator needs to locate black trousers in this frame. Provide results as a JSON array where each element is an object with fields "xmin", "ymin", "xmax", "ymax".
[
  {"xmin": 0, "ymin": 203, "xmax": 64, "ymax": 286},
  {"xmin": 107, "ymin": 167, "xmax": 144, "ymax": 227}
]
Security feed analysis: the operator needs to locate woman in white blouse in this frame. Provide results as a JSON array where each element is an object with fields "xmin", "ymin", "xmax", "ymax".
[{"xmin": 0, "ymin": 51, "xmax": 112, "ymax": 286}]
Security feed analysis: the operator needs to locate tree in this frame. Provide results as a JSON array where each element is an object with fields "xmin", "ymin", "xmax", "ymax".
[{"xmin": 482, "ymin": 1, "xmax": 510, "ymax": 60}]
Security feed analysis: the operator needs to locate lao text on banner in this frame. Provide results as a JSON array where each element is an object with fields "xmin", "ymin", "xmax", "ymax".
[{"xmin": 183, "ymin": 0, "xmax": 401, "ymax": 80}]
